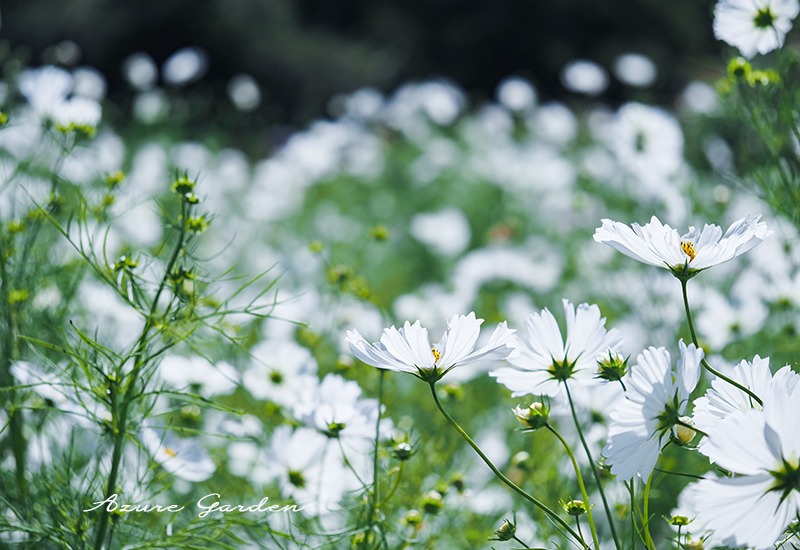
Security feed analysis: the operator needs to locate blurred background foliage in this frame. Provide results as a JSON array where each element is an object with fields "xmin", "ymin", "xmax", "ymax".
[{"xmin": 1, "ymin": 0, "xmax": 721, "ymax": 152}]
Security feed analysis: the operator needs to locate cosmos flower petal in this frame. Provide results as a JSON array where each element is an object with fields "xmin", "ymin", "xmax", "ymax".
[
  {"xmin": 438, "ymin": 312, "xmax": 483, "ymax": 366},
  {"xmin": 346, "ymin": 329, "xmax": 417, "ymax": 373},
  {"xmin": 593, "ymin": 218, "xmax": 667, "ymax": 267},
  {"xmin": 686, "ymin": 475, "xmax": 790, "ymax": 549},
  {"xmin": 698, "ymin": 409, "xmax": 775, "ymax": 474}
]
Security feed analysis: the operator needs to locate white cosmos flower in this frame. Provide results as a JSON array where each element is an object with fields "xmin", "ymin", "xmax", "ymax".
[
  {"xmin": 714, "ymin": 0, "xmax": 800, "ymax": 58},
  {"xmin": 593, "ymin": 215, "xmax": 771, "ymax": 277},
  {"xmin": 490, "ymin": 299, "xmax": 623, "ymax": 399},
  {"xmin": 346, "ymin": 312, "xmax": 515, "ymax": 382},
  {"xmin": 611, "ymin": 103, "xmax": 684, "ymax": 185},
  {"xmin": 693, "ymin": 355, "xmax": 800, "ymax": 433},
  {"xmin": 684, "ymin": 379, "xmax": 800, "ymax": 549},
  {"xmin": 603, "ymin": 341, "xmax": 704, "ymax": 481},
  {"xmin": 141, "ymin": 427, "xmax": 215, "ymax": 482},
  {"xmin": 265, "ymin": 426, "xmax": 359, "ymax": 517}
]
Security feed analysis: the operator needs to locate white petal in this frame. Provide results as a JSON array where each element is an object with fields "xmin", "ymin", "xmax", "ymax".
[
  {"xmin": 698, "ymin": 409, "xmax": 777, "ymax": 474},
  {"xmin": 438, "ymin": 312, "xmax": 482, "ymax": 366}
]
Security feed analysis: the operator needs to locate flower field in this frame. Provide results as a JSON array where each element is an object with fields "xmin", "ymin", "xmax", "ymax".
[{"xmin": 1, "ymin": 2, "xmax": 800, "ymax": 548}]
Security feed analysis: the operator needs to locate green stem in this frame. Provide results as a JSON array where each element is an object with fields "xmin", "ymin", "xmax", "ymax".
[
  {"xmin": 362, "ymin": 369, "xmax": 385, "ymax": 549},
  {"xmin": 428, "ymin": 382, "xmax": 587, "ymax": 548},
  {"xmin": 564, "ymin": 381, "xmax": 622, "ymax": 550},
  {"xmin": 642, "ymin": 471, "xmax": 656, "ymax": 550},
  {"xmin": 680, "ymin": 279, "xmax": 762, "ymax": 406},
  {"xmin": 547, "ymin": 424, "xmax": 600, "ymax": 549},
  {"xmin": 626, "ymin": 481, "xmax": 637, "ymax": 550},
  {"xmin": 93, "ymin": 201, "xmax": 188, "ymax": 550},
  {"xmin": 0, "ymin": 237, "xmax": 27, "ymax": 499}
]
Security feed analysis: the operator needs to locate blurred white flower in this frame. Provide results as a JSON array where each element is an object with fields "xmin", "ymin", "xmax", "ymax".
[
  {"xmin": 410, "ymin": 208, "xmax": 471, "ymax": 257},
  {"xmin": 561, "ymin": 60, "xmax": 609, "ymax": 96},
  {"xmin": 265, "ymin": 426, "xmax": 359, "ymax": 516},
  {"xmin": 594, "ymin": 215, "xmax": 771, "ymax": 276},
  {"xmin": 52, "ymin": 96, "xmax": 102, "ymax": 130},
  {"xmin": 242, "ymin": 339, "xmax": 318, "ymax": 408},
  {"xmin": 611, "ymin": 102, "xmax": 684, "ymax": 184},
  {"xmin": 347, "ymin": 312, "xmax": 515, "ymax": 382},
  {"xmin": 18, "ymin": 66, "xmax": 72, "ymax": 119},
  {"xmin": 603, "ymin": 341, "xmax": 704, "ymax": 481},
  {"xmin": 695, "ymin": 283, "xmax": 768, "ymax": 348},
  {"xmin": 292, "ymin": 373, "xmax": 392, "ymax": 479},
  {"xmin": 158, "ymin": 355, "xmax": 238, "ymax": 398},
  {"xmin": 227, "ymin": 74, "xmax": 261, "ymax": 112},
  {"xmin": 72, "ymin": 67, "xmax": 107, "ymax": 100},
  {"xmin": 162, "ymin": 47, "xmax": 208, "ymax": 86},
  {"xmin": 141, "ymin": 427, "xmax": 216, "ymax": 482},
  {"xmin": 490, "ymin": 299, "xmax": 623, "ymax": 399},
  {"xmin": 496, "ymin": 77, "xmax": 537, "ymax": 112},
  {"xmin": 18, "ymin": 66, "xmax": 101, "ymax": 130},
  {"xmin": 123, "ymin": 52, "xmax": 158, "ymax": 90},
  {"xmin": 613, "ymin": 53, "xmax": 657, "ymax": 88},
  {"xmin": 684, "ymin": 378, "xmax": 800, "ymax": 548},
  {"xmin": 714, "ymin": 0, "xmax": 800, "ymax": 58}
]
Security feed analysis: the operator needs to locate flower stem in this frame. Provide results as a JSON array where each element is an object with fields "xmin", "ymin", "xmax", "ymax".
[
  {"xmin": 680, "ymin": 279, "xmax": 762, "ymax": 406},
  {"xmin": 93, "ymin": 201, "xmax": 188, "ymax": 550},
  {"xmin": 642, "ymin": 471, "xmax": 656, "ymax": 550},
  {"xmin": 427, "ymin": 382, "xmax": 587, "ymax": 548},
  {"xmin": 564, "ymin": 381, "xmax": 622, "ymax": 550},
  {"xmin": 547, "ymin": 424, "xmax": 600, "ymax": 549}
]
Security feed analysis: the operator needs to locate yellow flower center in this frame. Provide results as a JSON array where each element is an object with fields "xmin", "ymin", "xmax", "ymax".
[
  {"xmin": 431, "ymin": 348, "xmax": 441, "ymax": 363},
  {"xmin": 164, "ymin": 447, "xmax": 177, "ymax": 458},
  {"xmin": 680, "ymin": 240, "xmax": 697, "ymax": 261}
]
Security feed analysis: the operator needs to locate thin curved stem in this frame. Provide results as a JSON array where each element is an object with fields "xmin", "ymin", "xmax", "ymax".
[
  {"xmin": 564, "ymin": 381, "xmax": 622, "ymax": 550},
  {"xmin": 428, "ymin": 382, "xmax": 587, "ymax": 548},
  {"xmin": 547, "ymin": 424, "xmax": 600, "ymax": 549},
  {"xmin": 680, "ymin": 279, "xmax": 762, "ymax": 406}
]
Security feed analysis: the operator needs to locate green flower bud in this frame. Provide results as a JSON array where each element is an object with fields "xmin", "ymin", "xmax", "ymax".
[
  {"xmin": 597, "ymin": 351, "xmax": 628, "ymax": 383},
  {"xmin": 186, "ymin": 215, "xmax": 209, "ymax": 234},
  {"xmin": 392, "ymin": 441, "xmax": 414, "ymax": 461},
  {"xmin": 560, "ymin": 499, "xmax": 587, "ymax": 517},
  {"xmin": 421, "ymin": 490, "xmax": 444, "ymax": 515},
  {"xmin": 513, "ymin": 401, "xmax": 550, "ymax": 431},
  {"xmin": 668, "ymin": 514, "xmax": 692, "ymax": 527},
  {"xmin": 491, "ymin": 518, "xmax": 516, "ymax": 541},
  {"xmin": 7, "ymin": 219, "xmax": 25, "ymax": 234},
  {"xmin": 105, "ymin": 171, "xmax": 125, "ymax": 188},
  {"xmin": 404, "ymin": 509, "xmax": 423, "ymax": 526},
  {"xmin": 172, "ymin": 175, "xmax": 196, "ymax": 195},
  {"xmin": 727, "ymin": 57, "xmax": 752, "ymax": 80},
  {"xmin": 369, "ymin": 224, "xmax": 389, "ymax": 241}
]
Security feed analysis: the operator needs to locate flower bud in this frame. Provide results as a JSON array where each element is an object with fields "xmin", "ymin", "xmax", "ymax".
[
  {"xmin": 404, "ymin": 509, "xmax": 423, "ymax": 526},
  {"xmin": 684, "ymin": 536, "xmax": 704, "ymax": 549},
  {"xmin": 172, "ymin": 175, "xmax": 196, "ymax": 195},
  {"xmin": 560, "ymin": 499, "xmax": 587, "ymax": 517},
  {"xmin": 727, "ymin": 57, "xmax": 751, "ymax": 80},
  {"xmin": 513, "ymin": 401, "xmax": 549, "ymax": 430},
  {"xmin": 671, "ymin": 416, "xmax": 696, "ymax": 446},
  {"xmin": 392, "ymin": 441, "xmax": 414, "ymax": 461},
  {"xmin": 421, "ymin": 490, "xmax": 444, "ymax": 515},
  {"xmin": 668, "ymin": 514, "xmax": 692, "ymax": 526},
  {"xmin": 369, "ymin": 225, "xmax": 389, "ymax": 241},
  {"xmin": 492, "ymin": 518, "xmax": 516, "ymax": 541},
  {"xmin": 596, "ymin": 351, "xmax": 628, "ymax": 383}
]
